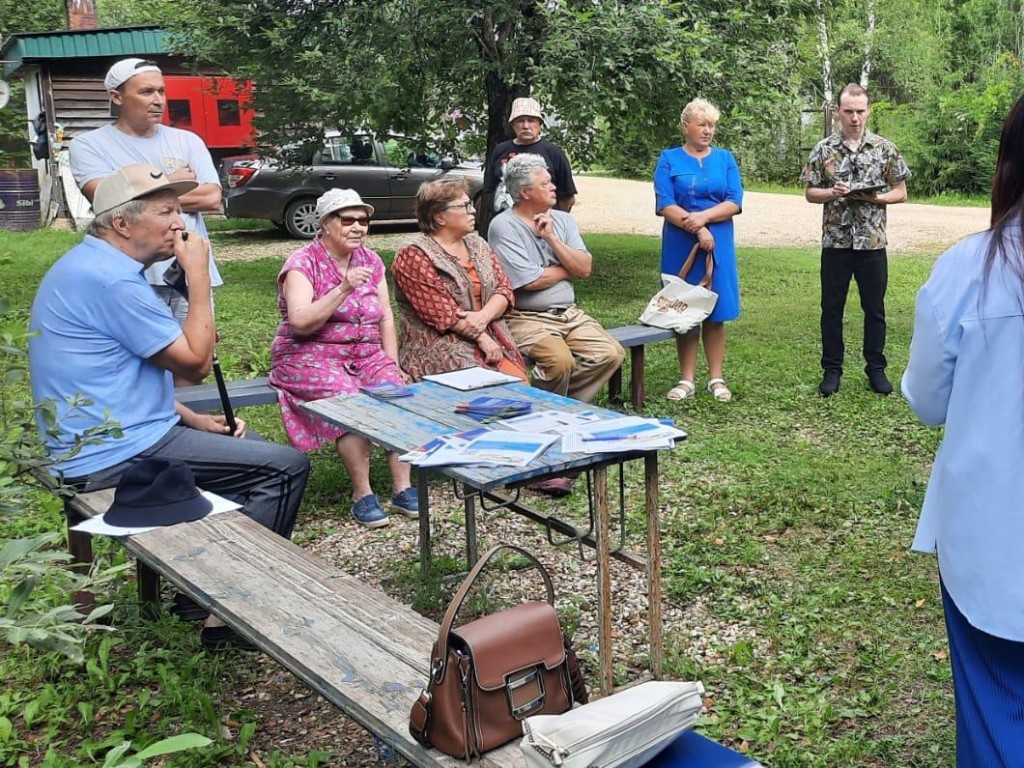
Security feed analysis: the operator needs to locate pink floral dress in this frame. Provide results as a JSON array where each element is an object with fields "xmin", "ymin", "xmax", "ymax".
[{"xmin": 269, "ymin": 238, "xmax": 404, "ymax": 451}]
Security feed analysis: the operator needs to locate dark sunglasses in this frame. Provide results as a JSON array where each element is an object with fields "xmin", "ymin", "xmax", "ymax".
[
  {"xmin": 335, "ymin": 214, "xmax": 371, "ymax": 227},
  {"xmin": 135, "ymin": 59, "xmax": 158, "ymax": 70}
]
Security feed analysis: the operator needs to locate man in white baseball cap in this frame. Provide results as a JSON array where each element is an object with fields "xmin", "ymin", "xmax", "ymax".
[
  {"xmin": 70, "ymin": 58, "xmax": 224, "ymax": 385},
  {"xmin": 487, "ymin": 96, "xmax": 577, "ymax": 213},
  {"xmin": 28, "ymin": 163, "xmax": 310, "ymax": 650}
]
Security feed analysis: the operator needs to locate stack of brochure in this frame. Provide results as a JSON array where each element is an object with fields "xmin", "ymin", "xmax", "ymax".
[
  {"xmin": 359, "ymin": 383, "xmax": 413, "ymax": 400},
  {"xmin": 557, "ymin": 416, "xmax": 687, "ymax": 454},
  {"xmin": 455, "ymin": 396, "xmax": 532, "ymax": 421},
  {"xmin": 399, "ymin": 427, "xmax": 557, "ymax": 468}
]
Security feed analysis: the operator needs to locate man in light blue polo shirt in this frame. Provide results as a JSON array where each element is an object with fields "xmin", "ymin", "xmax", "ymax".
[{"xmin": 29, "ymin": 164, "xmax": 309, "ymax": 651}]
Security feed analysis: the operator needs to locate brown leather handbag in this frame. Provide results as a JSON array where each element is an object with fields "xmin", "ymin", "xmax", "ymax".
[{"xmin": 409, "ymin": 544, "xmax": 588, "ymax": 761}]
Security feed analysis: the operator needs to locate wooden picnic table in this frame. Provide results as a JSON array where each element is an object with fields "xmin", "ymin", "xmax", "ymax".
[{"xmin": 304, "ymin": 380, "xmax": 677, "ymax": 694}]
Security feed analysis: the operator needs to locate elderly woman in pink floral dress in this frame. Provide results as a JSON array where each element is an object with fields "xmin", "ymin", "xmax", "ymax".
[{"xmin": 270, "ymin": 189, "xmax": 417, "ymax": 529}]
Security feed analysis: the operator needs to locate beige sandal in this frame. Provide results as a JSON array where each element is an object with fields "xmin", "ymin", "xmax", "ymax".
[
  {"xmin": 667, "ymin": 379, "xmax": 696, "ymax": 401},
  {"xmin": 706, "ymin": 377, "xmax": 733, "ymax": 402}
]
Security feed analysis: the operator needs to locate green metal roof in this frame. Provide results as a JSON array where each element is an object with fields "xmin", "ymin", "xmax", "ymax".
[{"xmin": 2, "ymin": 26, "xmax": 171, "ymax": 79}]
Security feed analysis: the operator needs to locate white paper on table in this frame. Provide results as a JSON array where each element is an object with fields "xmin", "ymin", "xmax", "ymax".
[
  {"xmin": 498, "ymin": 409, "xmax": 603, "ymax": 433},
  {"xmin": 399, "ymin": 428, "xmax": 491, "ymax": 466},
  {"xmin": 70, "ymin": 491, "xmax": 241, "ymax": 537},
  {"xmin": 422, "ymin": 366, "xmax": 522, "ymax": 391},
  {"xmin": 457, "ymin": 431, "xmax": 558, "ymax": 467},
  {"xmin": 560, "ymin": 416, "xmax": 687, "ymax": 454},
  {"xmin": 561, "ymin": 433, "xmax": 676, "ymax": 454}
]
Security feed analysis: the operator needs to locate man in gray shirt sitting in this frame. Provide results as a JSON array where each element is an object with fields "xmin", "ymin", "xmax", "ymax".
[{"xmin": 488, "ymin": 153, "xmax": 624, "ymax": 406}]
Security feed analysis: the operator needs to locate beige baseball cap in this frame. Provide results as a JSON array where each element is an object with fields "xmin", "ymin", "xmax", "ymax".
[
  {"xmin": 508, "ymin": 97, "xmax": 544, "ymax": 124},
  {"xmin": 104, "ymin": 58, "xmax": 162, "ymax": 91},
  {"xmin": 92, "ymin": 164, "xmax": 198, "ymax": 215}
]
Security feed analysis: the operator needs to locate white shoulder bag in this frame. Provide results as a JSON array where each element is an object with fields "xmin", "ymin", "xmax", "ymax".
[
  {"xmin": 520, "ymin": 680, "xmax": 705, "ymax": 768},
  {"xmin": 639, "ymin": 244, "xmax": 718, "ymax": 334}
]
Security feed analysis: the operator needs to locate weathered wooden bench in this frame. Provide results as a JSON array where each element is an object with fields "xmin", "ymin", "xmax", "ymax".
[
  {"xmin": 65, "ymin": 489, "xmax": 761, "ymax": 767},
  {"xmin": 65, "ymin": 489, "xmax": 525, "ymax": 767},
  {"xmin": 607, "ymin": 324, "xmax": 677, "ymax": 411}
]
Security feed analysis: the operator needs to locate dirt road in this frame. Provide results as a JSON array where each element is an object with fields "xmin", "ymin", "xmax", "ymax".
[
  {"xmin": 570, "ymin": 175, "xmax": 989, "ymax": 255},
  {"xmin": 217, "ymin": 175, "xmax": 990, "ymax": 261}
]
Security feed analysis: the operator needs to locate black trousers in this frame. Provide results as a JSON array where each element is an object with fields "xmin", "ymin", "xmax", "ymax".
[{"xmin": 820, "ymin": 247, "xmax": 888, "ymax": 373}]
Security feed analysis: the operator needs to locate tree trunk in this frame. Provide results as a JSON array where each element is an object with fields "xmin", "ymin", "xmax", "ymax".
[
  {"xmin": 816, "ymin": 0, "xmax": 833, "ymax": 107},
  {"xmin": 860, "ymin": 0, "xmax": 876, "ymax": 89},
  {"xmin": 476, "ymin": 72, "xmax": 527, "ymax": 236}
]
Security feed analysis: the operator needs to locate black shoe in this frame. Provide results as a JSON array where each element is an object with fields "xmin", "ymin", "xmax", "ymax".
[
  {"xmin": 169, "ymin": 592, "xmax": 210, "ymax": 622},
  {"xmin": 819, "ymin": 370, "xmax": 841, "ymax": 397},
  {"xmin": 867, "ymin": 370, "xmax": 893, "ymax": 395},
  {"xmin": 200, "ymin": 625, "xmax": 257, "ymax": 652}
]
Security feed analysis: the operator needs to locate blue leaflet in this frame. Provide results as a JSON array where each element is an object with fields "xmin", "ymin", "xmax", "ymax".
[{"xmin": 360, "ymin": 383, "xmax": 414, "ymax": 400}]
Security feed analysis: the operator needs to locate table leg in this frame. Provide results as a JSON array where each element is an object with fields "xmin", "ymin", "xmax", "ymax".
[
  {"xmin": 593, "ymin": 465, "xmax": 614, "ymax": 694},
  {"xmin": 418, "ymin": 470, "xmax": 432, "ymax": 578},
  {"xmin": 645, "ymin": 454, "xmax": 663, "ymax": 678},
  {"xmin": 463, "ymin": 484, "xmax": 478, "ymax": 567}
]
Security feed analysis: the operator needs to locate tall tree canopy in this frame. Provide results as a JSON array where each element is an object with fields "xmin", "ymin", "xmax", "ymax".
[{"xmin": 175, "ymin": 0, "xmax": 803, "ymax": 205}]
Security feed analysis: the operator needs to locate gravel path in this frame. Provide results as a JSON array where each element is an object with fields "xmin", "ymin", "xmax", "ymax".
[{"xmin": 215, "ymin": 175, "xmax": 990, "ymax": 263}]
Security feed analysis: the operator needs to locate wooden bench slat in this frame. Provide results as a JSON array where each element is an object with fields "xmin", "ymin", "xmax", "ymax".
[
  {"xmin": 175, "ymin": 377, "xmax": 278, "ymax": 412},
  {"xmin": 609, "ymin": 324, "xmax": 677, "ymax": 347}
]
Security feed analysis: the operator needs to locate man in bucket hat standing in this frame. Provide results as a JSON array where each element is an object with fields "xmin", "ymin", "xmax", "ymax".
[
  {"xmin": 487, "ymin": 96, "xmax": 577, "ymax": 213},
  {"xmin": 70, "ymin": 58, "xmax": 224, "ymax": 386},
  {"xmin": 29, "ymin": 164, "xmax": 310, "ymax": 651}
]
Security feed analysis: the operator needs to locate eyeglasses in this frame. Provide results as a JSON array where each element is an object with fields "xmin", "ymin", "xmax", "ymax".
[
  {"xmin": 135, "ymin": 59, "xmax": 158, "ymax": 69},
  {"xmin": 445, "ymin": 202, "xmax": 475, "ymax": 213},
  {"xmin": 335, "ymin": 215, "xmax": 371, "ymax": 227}
]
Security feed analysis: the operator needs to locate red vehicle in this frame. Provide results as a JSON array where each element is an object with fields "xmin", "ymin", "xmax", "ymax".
[{"xmin": 161, "ymin": 76, "xmax": 256, "ymax": 163}]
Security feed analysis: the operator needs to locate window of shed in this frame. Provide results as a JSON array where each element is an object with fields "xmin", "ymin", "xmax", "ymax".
[
  {"xmin": 218, "ymin": 99, "xmax": 241, "ymax": 126},
  {"xmin": 167, "ymin": 100, "xmax": 193, "ymax": 127}
]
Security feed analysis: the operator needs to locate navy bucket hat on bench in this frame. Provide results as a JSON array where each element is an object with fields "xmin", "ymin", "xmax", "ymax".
[{"xmin": 105, "ymin": 458, "xmax": 213, "ymax": 528}]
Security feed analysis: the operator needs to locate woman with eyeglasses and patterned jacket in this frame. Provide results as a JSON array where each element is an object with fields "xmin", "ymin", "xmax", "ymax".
[
  {"xmin": 392, "ymin": 177, "xmax": 527, "ymax": 382},
  {"xmin": 269, "ymin": 188, "xmax": 417, "ymax": 530}
]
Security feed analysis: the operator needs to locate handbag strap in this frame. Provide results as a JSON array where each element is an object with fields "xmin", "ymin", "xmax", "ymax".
[
  {"xmin": 678, "ymin": 243, "xmax": 714, "ymax": 289},
  {"xmin": 432, "ymin": 544, "xmax": 555, "ymax": 682}
]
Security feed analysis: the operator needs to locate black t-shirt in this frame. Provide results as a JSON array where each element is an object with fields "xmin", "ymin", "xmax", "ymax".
[{"xmin": 486, "ymin": 138, "xmax": 577, "ymax": 201}]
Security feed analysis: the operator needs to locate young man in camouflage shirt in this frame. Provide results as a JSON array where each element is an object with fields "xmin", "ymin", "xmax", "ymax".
[{"xmin": 801, "ymin": 83, "xmax": 911, "ymax": 397}]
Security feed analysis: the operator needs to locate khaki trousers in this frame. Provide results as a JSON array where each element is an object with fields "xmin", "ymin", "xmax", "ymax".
[{"xmin": 505, "ymin": 306, "xmax": 624, "ymax": 403}]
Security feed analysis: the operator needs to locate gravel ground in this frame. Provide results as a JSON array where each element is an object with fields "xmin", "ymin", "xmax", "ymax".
[
  {"xmin": 206, "ymin": 179, "xmax": 985, "ymax": 765},
  {"xmin": 213, "ymin": 175, "xmax": 990, "ymax": 264}
]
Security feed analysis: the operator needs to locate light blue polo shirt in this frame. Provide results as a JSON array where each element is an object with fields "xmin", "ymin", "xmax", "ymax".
[{"xmin": 29, "ymin": 235, "xmax": 181, "ymax": 476}]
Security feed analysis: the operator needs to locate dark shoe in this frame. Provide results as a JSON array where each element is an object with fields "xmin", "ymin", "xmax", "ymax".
[
  {"xmin": 169, "ymin": 592, "xmax": 209, "ymax": 622},
  {"xmin": 390, "ymin": 488, "xmax": 420, "ymax": 518},
  {"xmin": 528, "ymin": 477, "xmax": 573, "ymax": 497},
  {"xmin": 352, "ymin": 493, "xmax": 390, "ymax": 528},
  {"xmin": 867, "ymin": 369, "xmax": 893, "ymax": 395},
  {"xmin": 200, "ymin": 625, "xmax": 257, "ymax": 652},
  {"xmin": 819, "ymin": 370, "xmax": 841, "ymax": 397}
]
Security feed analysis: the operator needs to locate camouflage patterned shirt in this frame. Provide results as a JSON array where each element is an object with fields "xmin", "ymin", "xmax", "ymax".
[{"xmin": 800, "ymin": 130, "xmax": 911, "ymax": 250}]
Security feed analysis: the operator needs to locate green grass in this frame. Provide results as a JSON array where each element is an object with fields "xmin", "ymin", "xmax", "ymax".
[{"xmin": 0, "ymin": 228, "xmax": 953, "ymax": 766}]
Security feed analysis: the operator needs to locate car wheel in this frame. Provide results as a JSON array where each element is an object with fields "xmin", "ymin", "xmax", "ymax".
[{"xmin": 284, "ymin": 198, "xmax": 319, "ymax": 239}]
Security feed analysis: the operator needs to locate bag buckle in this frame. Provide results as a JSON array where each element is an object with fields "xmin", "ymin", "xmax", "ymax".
[{"xmin": 506, "ymin": 666, "xmax": 546, "ymax": 719}]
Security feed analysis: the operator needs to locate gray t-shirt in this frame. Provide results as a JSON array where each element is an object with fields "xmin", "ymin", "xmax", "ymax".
[
  {"xmin": 487, "ymin": 210, "xmax": 586, "ymax": 311},
  {"xmin": 70, "ymin": 124, "xmax": 223, "ymax": 287}
]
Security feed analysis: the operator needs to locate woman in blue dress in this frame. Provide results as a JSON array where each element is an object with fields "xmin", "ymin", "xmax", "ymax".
[{"xmin": 654, "ymin": 99, "xmax": 743, "ymax": 402}]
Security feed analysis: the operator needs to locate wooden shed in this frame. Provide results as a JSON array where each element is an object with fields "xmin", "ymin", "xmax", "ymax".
[{"xmin": 1, "ymin": 25, "xmax": 253, "ymax": 226}]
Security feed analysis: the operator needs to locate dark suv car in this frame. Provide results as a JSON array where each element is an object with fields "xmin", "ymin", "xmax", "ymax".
[{"xmin": 223, "ymin": 133, "xmax": 484, "ymax": 238}]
